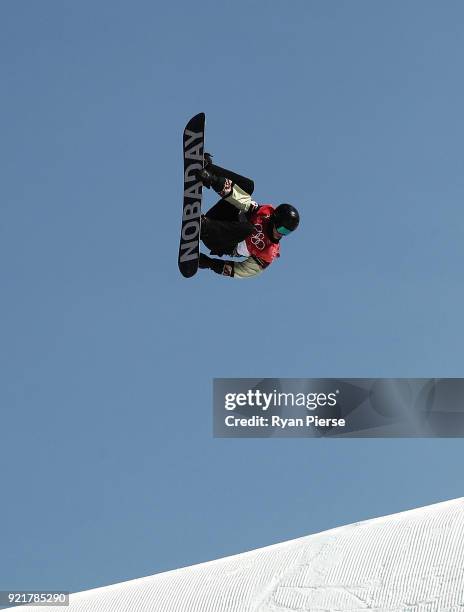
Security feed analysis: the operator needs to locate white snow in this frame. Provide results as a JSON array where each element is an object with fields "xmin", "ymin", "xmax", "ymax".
[{"xmin": 14, "ymin": 498, "xmax": 464, "ymax": 611}]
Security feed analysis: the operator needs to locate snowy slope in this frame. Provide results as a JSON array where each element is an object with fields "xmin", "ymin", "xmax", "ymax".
[{"xmin": 15, "ymin": 498, "xmax": 464, "ymax": 611}]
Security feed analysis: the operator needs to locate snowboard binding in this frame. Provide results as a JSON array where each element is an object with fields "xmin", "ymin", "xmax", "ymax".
[{"xmin": 204, "ymin": 152, "xmax": 213, "ymax": 168}]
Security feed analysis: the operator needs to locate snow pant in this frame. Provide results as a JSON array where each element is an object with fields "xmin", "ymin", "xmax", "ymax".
[
  {"xmin": 208, "ymin": 163, "xmax": 254, "ymax": 196},
  {"xmin": 201, "ymin": 164, "xmax": 255, "ymax": 256},
  {"xmin": 202, "ymin": 201, "xmax": 255, "ymax": 256}
]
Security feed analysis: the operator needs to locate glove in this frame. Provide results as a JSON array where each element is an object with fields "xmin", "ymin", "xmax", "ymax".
[
  {"xmin": 199, "ymin": 254, "xmax": 234, "ymax": 277},
  {"xmin": 199, "ymin": 253, "xmax": 212, "ymax": 269},
  {"xmin": 194, "ymin": 168, "xmax": 215, "ymax": 189},
  {"xmin": 194, "ymin": 168, "xmax": 229, "ymax": 195}
]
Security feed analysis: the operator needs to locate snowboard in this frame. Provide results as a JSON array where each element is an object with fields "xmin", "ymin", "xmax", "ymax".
[{"xmin": 178, "ymin": 112, "xmax": 205, "ymax": 278}]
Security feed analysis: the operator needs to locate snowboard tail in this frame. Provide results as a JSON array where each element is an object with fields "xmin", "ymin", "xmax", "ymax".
[{"xmin": 178, "ymin": 112, "xmax": 205, "ymax": 278}]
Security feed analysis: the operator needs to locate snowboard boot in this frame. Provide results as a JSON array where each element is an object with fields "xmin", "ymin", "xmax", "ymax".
[{"xmin": 204, "ymin": 152, "xmax": 213, "ymax": 168}]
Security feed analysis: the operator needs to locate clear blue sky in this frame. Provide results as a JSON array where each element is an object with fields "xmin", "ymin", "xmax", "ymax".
[{"xmin": 1, "ymin": 0, "xmax": 464, "ymax": 594}]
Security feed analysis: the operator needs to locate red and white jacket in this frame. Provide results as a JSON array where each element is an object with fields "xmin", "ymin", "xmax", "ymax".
[
  {"xmin": 215, "ymin": 182, "xmax": 281, "ymax": 278},
  {"xmin": 237, "ymin": 204, "xmax": 280, "ymax": 266}
]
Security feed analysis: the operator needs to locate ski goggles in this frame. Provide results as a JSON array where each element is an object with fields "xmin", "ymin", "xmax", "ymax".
[{"xmin": 276, "ymin": 225, "xmax": 292, "ymax": 236}]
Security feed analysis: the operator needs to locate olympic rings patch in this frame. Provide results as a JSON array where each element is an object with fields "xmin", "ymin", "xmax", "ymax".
[{"xmin": 250, "ymin": 223, "xmax": 266, "ymax": 251}]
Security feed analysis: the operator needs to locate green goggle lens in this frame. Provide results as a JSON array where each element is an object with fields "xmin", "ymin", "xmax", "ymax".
[{"xmin": 276, "ymin": 226, "xmax": 292, "ymax": 236}]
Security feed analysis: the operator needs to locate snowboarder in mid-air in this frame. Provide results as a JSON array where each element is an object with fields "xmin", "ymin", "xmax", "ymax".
[{"xmin": 194, "ymin": 155, "xmax": 299, "ymax": 279}]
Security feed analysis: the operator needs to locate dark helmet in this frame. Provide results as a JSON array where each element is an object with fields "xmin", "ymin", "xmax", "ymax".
[{"xmin": 273, "ymin": 204, "xmax": 300, "ymax": 235}]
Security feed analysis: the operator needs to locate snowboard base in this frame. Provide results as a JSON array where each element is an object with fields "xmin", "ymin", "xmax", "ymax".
[{"xmin": 178, "ymin": 113, "xmax": 205, "ymax": 278}]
